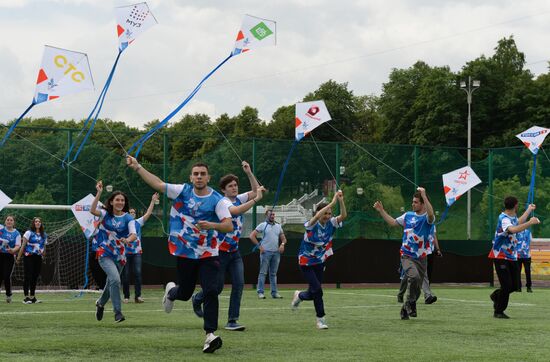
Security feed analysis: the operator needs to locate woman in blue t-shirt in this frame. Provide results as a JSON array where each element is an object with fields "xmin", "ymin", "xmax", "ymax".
[
  {"xmin": 17, "ymin": 217, "xmax": 47, "ymax": 304},
  {"xmin": 90, "ymin": 180, "xmax": 137, "ymax": 323},
  {"xmin": 0, "ymin": 215, "xmax": 22, "ymax": 303}
]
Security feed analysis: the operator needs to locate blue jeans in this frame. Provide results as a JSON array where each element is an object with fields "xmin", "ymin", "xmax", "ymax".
[
  {"xmin": 257, "ymin": 250, "xmax": 280, "ymax": 295},
  {"xmin": 195, "ymin": 250, "xmax": 244, "ymax": 322},
  {"xmin": 122, "ymin": 254, "xmax": 142, "ymax": 299},
  {"xmin": 98, "ymin": 257, "xmax": 123, "ymax": 315}
]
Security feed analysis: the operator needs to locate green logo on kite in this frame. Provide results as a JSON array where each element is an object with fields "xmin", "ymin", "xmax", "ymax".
[{"xmin": 250, "ymin": 22, "xmax": 273, "ymax": 41}]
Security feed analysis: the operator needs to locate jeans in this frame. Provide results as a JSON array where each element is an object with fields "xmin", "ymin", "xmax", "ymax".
[
  {"xmin": 492, "ymin": 259, "xmax": 519, "ymax": 313},
  {"xmin": 97, "ymin": 257, "xmax": 124, "ymax": 315},
  {"xmin": 195, "ymin": 250, "xmax": 244, "ymax": 322},
  {"xmin": 299, "ymin": 263, "xmax": 325, "ymax": 318},
  {"xmin": 122, "ymin": 254, "xmax": 142, "ymax": 299},
  {"xmin": 257, "ymin": 250, "xmax": 280, "ymax": 295},
  {"xmin": 167, "ymin": 257, "xmax": 221, "ymax": 333}
]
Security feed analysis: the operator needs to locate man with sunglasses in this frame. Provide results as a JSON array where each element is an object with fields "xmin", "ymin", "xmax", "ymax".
[{"xmin": 127, "ymin": 156, "xmax": 232, "ymax": 353}]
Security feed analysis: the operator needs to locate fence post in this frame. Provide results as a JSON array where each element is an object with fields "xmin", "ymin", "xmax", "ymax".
[
  {"xmin": 252, "ymin": 137, "xmax": 257, "ymax": 227},
  {"xmin": 67, "ymin": 130, "xmax": 72, "ymax": 206},
  {"xmin": 163, "ymin": 132, "xmax": 169, "ymax": 231},
  {"xmin": 488, "ymin": 149, "xmax": 494, "ymax": 239}
]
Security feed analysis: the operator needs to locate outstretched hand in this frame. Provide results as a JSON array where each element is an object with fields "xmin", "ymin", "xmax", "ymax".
[
  {"xmin": 126, "ymin": 155, "xmax": 140, "ymax": 170},
  {"xmin": 96, "ymin": 180, "xmax": 103, "ymax": 193},
  {"xmin": 242, "ymin": 161, "xmax": 252, "ymax": 174},
  {"xmin": 373, "ymin": 201, "xmax": 384, "ymax": 212}
]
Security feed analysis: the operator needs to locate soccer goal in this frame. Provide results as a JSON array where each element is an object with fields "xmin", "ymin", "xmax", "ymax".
[{"xmin": 1, "ymin": 203, "xmax": 94, "ymax": 293}]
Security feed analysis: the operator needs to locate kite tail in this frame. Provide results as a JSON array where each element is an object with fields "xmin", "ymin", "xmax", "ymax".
[
  {"xmin": 66, "ymin": 50, "xmax": 123, "ymax": 165},
  {"xmin": 435, "ymin": 204, "xmax": 451, "ymax": 225},
  {"xmin": 128, "ymin": 53, "xmax": 234, "ymax": 158},
  {"xmin": 526, "ymin": 152, "xmax": 537, "ymax": 214},
  {"xmin": 272, "ymin": 140, "xmax": 299, "ymax": 208},
  {"xmin": 0, "ymin": 101, "xmax": 36, "ymax": 147}
]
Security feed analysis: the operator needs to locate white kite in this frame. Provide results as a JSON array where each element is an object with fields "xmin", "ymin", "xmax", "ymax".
[
  {"xmin": 0, "ymin": 189, "xmax": 12, "ymax": 212},
  {"xmin": 71, "ymin": 194, "xmax": 103, "ymax": 240},
  {"xmin": 232, "ymin": 14, "xmax": 276, "ymax": 56},
  {"xmin": 516, "ymin": 126, "xmax": 550, "ymax": 155},
  {"xmin": 115, "ymin": 2, "xmax": 158, "ymax": 52},
  {"xmin": 295, "ymin": 100, "xmax": 332, "ymax": 141},
  {"xmin": 442, "ymin": 166, "xmax": 482, "ymax": 206}
]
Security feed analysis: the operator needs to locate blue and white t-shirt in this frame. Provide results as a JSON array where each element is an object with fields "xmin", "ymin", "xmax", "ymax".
[
  {"xmin": 218, "ymin": 193, "xmax": 248, "ymax": 253},
  {"xmin": 516, "ymin": 228, "xmax": 531, "ymax": 259},
  {"xmin": 396, "ymin": 211, "xmax": 434, "ymax": 259},
  {"xmin": 23, "ymin": 230, "xmax": 48, "ymax": 256},
  {"xmin": 126, "ymin": 217, "xmax": 145, "ymax": 255},
  {"xmin": 166, "ymin": 183, "xmax": 232, "ymax": 259},
  {"xmin": 299, "ymin": 217, "xmax": 342, "ymax": 266},
  {"xmin": 0, "ymin": 225, "xmax": 21, "ymax": 254},
  {"xmin": 426, "ymin": 225, "xmax": 436, "ymax": 255},
  {"xmin": 93, "ymin": 210, "xmax": 136, "ymax": 264},
  {"xmin": 488, "ymin": 213, "xmax": 518, "ymax": 261}
]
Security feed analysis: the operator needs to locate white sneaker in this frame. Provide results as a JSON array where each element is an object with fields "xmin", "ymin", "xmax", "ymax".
[
  {"xmin": 123, "ymin": 298, "xmax": 129, "ymax": 304},
  {"xmin": 291, "ymin": 290, "xmax": 301, "ymax": 310},
  {"xmin": 316, "ymin": 317, "xmax": 328, "ymax": 329},
  {"xmin": 162, "ymin": 282, "xmax": 176, "ymax": 313},
  {"xmin": 258, "ymin": 293, "xmax": 266, "ymax": 299},
  {"xmin": 203, "ymin": 333, "xmax": 223, "ymax": 353},
  {"xmin": 6, "ymin": 296, "xmax": 12, "ymax": 303}
]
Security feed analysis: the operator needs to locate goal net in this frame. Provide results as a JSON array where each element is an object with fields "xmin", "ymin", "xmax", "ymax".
[{"xmin": 1, "ymin": 204, "xmax": 94, "ymax": 292}]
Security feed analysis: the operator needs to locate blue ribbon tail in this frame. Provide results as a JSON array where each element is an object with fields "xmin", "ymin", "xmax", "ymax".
[
  {"xmin": 435, "ymin": 204, "xmax": 451, "ymax": 225},
  {"xmin": 1, "ymin": 102, "xmax": 36, "ymax": 147},
  {"xmin": 128, "ymin": 53, "xmax": 234, "ymax": 157},
  {"xmin": 272, "ymin": 140, "xmax": 299, "ymax": 208}
]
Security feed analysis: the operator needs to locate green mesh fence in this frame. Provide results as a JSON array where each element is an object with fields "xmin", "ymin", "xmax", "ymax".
[{"xmin": 1, "ymin": 126, "xmax": 547, "ymax": 266}]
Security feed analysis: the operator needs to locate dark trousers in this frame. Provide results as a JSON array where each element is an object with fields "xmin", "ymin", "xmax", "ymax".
[
  {"xmin": 492, "ymin": 259, "xmax": 519, "ymax": 313},
  {"xmin": 299, "ymin": 263, "xmax": 325, "ymax": 318},
  {"xmin": 90, "ymin": 254, "xmax": 107, "ymax": 290},
  {"xmin": 168, "ymin": 257, "xmax": 221, "ymax": 333},
  {"xmin": 122, "ymin": 254, "xmax": 143, "ymax": 299},
  {"xmin": 517, "ymin": 258, "xmax": 532, "ymax": 289},
  {"xmin": 23, "ymin": 254, "xmax": 42, "ymax": 296},
  {"xmin": 0, "ymin": 253, "xmax": 15, "ymax": 296}
]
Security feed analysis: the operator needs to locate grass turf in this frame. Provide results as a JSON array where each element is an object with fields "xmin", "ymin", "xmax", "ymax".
[{"xmin": 0, "ymin": 287, "xmax": 549, "ymax": 361}]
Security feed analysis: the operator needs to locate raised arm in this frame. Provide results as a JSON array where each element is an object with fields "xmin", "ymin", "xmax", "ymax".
[
  {"xmin": 307, "ymin": 193, "xmax": 338, "ymax": 227},
  {"xmin": 90, "ymin": 181, "xmax": 103, "ymax": 217},
  {"xmin": 336, "ymin": 191, "xmax": 347, "ymax": 224},
  {"xmin": 127, "ymin": 156, "xmax": 165, "ymax": 193},
  {"xmin": 373, "ymin": 201, "xmax": 400, "ymax": 227},
  {"xmin": 518, "ymin": 204, "xmax": 536, "ymax": 224},
  {"xmin": 507, "ymin": 216, "xmax": 540, "ymax": 234},
  {"xmin": 242, "ymin": 161, "xmax": 260, "ymax": 199},
  {"xmin": 141, "ymin": 193, "xmax": 159, "ymax": 223},
  {"xmin": 230, "ymin": 186, "xmax": 265, "ymax": 216},
  {"xmin": 417, "ymin": 187, "xmax": 435, "ymax": 223}
]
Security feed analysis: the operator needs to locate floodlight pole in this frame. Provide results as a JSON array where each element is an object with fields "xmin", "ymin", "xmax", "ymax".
[{"xmin": 460, "ymin": 76, "xmax": 480, "ymax": 240}]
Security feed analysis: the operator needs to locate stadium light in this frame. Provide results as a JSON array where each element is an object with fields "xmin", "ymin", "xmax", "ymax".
[{"xmin": 459, "ymin": 76, "xmax": 481, "ymax": 240}]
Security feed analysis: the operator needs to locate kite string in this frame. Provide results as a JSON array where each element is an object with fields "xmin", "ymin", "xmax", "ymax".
[
  {"xmin": 0, "ymin": 101, "xmax": 36, "ymax": 146},
  {"xmin": 272, "ymin": 139, "xmax": 299, "ymax": 208},
  {"xmin": 325, "ymin": 122, "xmax": 417, "ymax": 187},
  {"xmin": 310, "ymin": 132, "xmax": 339, "ymax": 190}
]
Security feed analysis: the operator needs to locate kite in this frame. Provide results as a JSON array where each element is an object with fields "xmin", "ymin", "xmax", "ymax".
[
  {"xmin": 127, "ymin": 14, "xmax": 277, "ymax": 157},
  {"xmin": 272, "ymin": 100, "xmax": 332, "ymax": 206},
  {"xmin": 0, "ymin": 46, "xmax": 94, "ymax": 146},
  {"xmin": 438, "ymin": 165, "xmax": 482, "ymax": 223},
  {"xmin": 0, "ymin": 189, "xmax": 12, "ymax": 212},
  {"xmin": 516, "ymin": 125, "xmax": 550, "ymax": 206},
  {"xmin": 63, "ymin": 2, "xmax": 157, "ymax": 166}
]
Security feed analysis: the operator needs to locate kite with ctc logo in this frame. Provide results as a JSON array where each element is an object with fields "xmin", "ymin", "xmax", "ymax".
[{"xmin": 1, "ymin": 46, "xmax": 94, "ymax": 146}]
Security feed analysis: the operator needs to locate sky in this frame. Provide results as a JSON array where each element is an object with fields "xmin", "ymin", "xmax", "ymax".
[{"xmin": 1, "ymin": 0, "xmax": 549, "ymax": 129}]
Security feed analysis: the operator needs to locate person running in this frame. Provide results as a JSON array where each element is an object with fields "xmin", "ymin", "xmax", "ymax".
[
  {"xmin": 192, "ymin": 161, "xmax": 264, "ymax": 332},
  {"xmin": 127, "ymin": 156, "xmax": 232, "ymax": 353},
  {"xmin": 516, "ymin": 228, "xmax": 533, "ymax": 293},
  {"xmin": 489, "ymin": 199, "xmax": 538, "ymax": 318},
  {"xmin": 0, "ymin": 216, "xmax": 21, "ymax": 303},
  {"xmin": 123, "ymin": 192, "xmax": 159, "ymax": 304},
  {"xmin": 397, "ymin": 225, "xmax": 442, "ymax": 304},
  {"xmin": 291, "ymin": 191, "xmax": 347, "ymax": 329},
  {"xmin": 374, "ymin": 187, "xmax": 434, "ymax": 320},
  {"xmin": 17, "ymin": 217, "xmax": 48, "ymax": 304},
  {"xmin": 250, "ymin": 210, "xmax": 287, "ymax": 299},
  {"xmin": 90, "ymin": 181, "xmax": 137, "ymax": 323}
]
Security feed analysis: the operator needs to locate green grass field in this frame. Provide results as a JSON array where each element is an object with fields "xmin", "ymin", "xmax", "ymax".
[{"xmin": 1, "ymin": 286, "xmax": 549, "ymax": 361}]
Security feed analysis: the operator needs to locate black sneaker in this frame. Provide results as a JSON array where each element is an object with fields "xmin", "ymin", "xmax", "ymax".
[
  {"xmin": 397, "ymin": 295, "xmax": 404, "ymax": 303},
  {"xmin": 203, "ymin": 333, "xmax": 222, "ymax": 353},
  {"xmin": 191, "ymin": 294, "xmax": 204, "ymax": 318},
  {"xmin": 425, "ymin": 295, "xmax": 437, "ymax": 304},
  {"xmin": 527, "ymin": 287, "xmax": 533, "ymax": 293},
  {"xmin": 22, "ymin": 297, "xmax": 31, "ymax": 304},
  {"xmin": 95, "ymin": 302, "xmax": 104, "ymax": 321},
  {"xmin": 114, "ymin": 313, "xmax": 126, "ymax": 323},
  {"xmin": 494, "ymin": 312, "xmax": 510, "ymax": 319},
  {"xmin": 30, "ymin": 297, "xmax": 39, "ymax": 304},
  {"xmin": 400, "ymin": 305, "xmax": 409, "ymax": 320},
  {"xmin": 409, "ymin": 301, "xmax": 417, "ymax": 318}
]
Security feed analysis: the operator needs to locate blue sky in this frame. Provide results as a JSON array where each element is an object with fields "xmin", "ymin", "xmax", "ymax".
[{"xmin": 1, "ymin": 0, "xmax": 549, "ymax": 128}]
